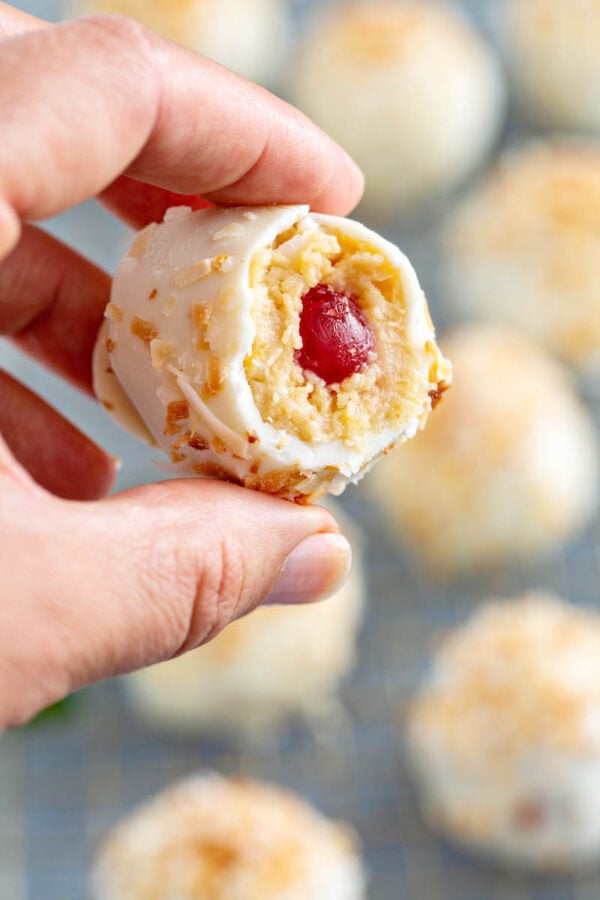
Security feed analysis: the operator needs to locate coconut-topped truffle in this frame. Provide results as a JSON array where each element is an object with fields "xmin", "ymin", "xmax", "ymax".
[
  {"xmin": 289, "ymin": 0, "xmax": 505, "ymax": 217},
  {"xmin": 366, "ymin": 325, "xmax": 598, "ymax": 574},
  {"xmin": 90, "ymin": 774, "xmax": 366, "ymax": 899},
  {"xmin": 405, "ymin": 593, "xmax": 600, "ymax": 870},
  {"xmin": 124, "ymin": 502, "xmax": 364, "ymax": 737},
  {"xmin": 504, "ymin": 0, "xmax": 600, "ymax": 131},
  {"xmin": 72, "ymin": 0, "xmax": 288, "ymax": 86},
  {"xmin": 443, "ymin": 142, "xmax": 600, "ymax": 372},
  {"xmin": 94, "ymin": 204, "xmax": 450, "ymax": 502}
]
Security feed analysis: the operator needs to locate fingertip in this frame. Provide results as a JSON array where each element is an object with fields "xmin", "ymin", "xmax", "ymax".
[
  {"xmin": 342, "ymin": 153, "xmax": 365, "ymax": 212},
  {"xmin": 342, "ymin": 153, "xmax": 366, "ymax": 212},
  {"xmin": 314, "ymin": 145, "xmax": 365, "ymax": 216},
  {"xmin": 264, "ymin": 531, "xmax": 353, "ymax": 606},
  {"xmin": 0, "ymin": 199, "xmax": 20, "ymax": 261}
]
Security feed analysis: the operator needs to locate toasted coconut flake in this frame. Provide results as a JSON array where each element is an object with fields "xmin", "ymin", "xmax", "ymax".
[
  {"xmin": 188, "ymin": 433, "xmax": 209, "ymax": 451},
  {"xmin": 192, "ymin": 462, "xmax": 243, "ymax": 483},
  {"xmin": 206, "ymin": 356, "xmax": 224, "ymax": 395},
  {"xmin": 212, "ymin": 254, "xmax": 234, "ymax": 273},
  {"xmin": 161, "ymin": 295, "xmax": 177, "ymax": 318},
  {"xmin": 192, "ymin": 300, "xmax": 213, "ymax": 328},
  {"xmin": 174, "ymin": 373, "xmax": 250, "ymax": 460},
  {"xmin": 131, "ymin": 317, "xmax": 159, "ymax": 346},
  {"xmin": 174, "ymin": 259, "xmax": 212, "ymax": 288},
  {"xmin": 163, "ymin": 205, "xmax": 192, "ymax": 223},
  {"xmin": 245, "ymin": 466, "xmax": 304, "ymax": 496},
  {"xmin": 105, "ymin": 303, "xmax": 124, "ymax": 323},
  {"xmin": 212, "ymin": 222, "xmax": 245, "ymax": 241},
  {"xmin": 164, "ymin": 399, "xmax": 189, "ymax": 436},
  {"xmin": 212, "ymin": 436, "xmax": 228, "ymax": 455},
  {"xmin": 128, "ymin": 223, "xmax": 156, "ymax": 259},
  {"xmin": 150, "ymin": 339, "xmax": 174, "ymax": 371}
]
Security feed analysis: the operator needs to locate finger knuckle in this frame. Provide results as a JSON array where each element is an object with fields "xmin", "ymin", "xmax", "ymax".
[
  {"xmin": 179, "ymin": 531, "xmax": 251, "ymax": 654},
  {"xmin": 78, "ymin": 12, "xmax": 153, "ymax": 55}
]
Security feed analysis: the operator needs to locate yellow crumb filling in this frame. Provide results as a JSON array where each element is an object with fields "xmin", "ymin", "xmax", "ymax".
[{"xmin": 245, "ymin": 221, "xmax": 424, "ymax": 448}]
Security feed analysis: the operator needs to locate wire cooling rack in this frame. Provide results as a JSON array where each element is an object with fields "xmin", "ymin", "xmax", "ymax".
[{"xmin": 3, "ymin": 1, "xmax": 600, "ymax": 898}]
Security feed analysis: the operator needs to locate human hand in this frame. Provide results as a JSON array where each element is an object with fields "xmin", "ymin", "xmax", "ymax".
[{"xmin": 0, "ymin": 3, "xmax": 363, "ymax": 726}]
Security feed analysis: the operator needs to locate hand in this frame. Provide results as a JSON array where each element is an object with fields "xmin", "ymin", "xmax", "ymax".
[{"xmin": 0, "ymin": 3, "xmax": 363, "ymax": 726}]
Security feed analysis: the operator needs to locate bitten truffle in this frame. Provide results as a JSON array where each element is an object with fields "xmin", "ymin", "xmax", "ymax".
[{"xmin": 94, "ymin": 204, "xmax": 450, "ymax": 502}]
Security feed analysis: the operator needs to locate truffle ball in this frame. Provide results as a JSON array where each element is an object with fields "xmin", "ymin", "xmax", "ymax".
[
  {"xmin": 72, "ymin": 0, "xmax": 288, "ymax": 86},
  {"xmin": 90, "ymin": 773, "xmax": 366, "ymax": 899},
  {"xmin": 366, "ymin": 325, "xmax": 599, "ymax": 574},
  {"xmin": 289, "ymin": 0, "xmax": 505, "ymax": 217},
  {"xmin": 443, "ymin": 142, "xmax": 600, "ymax": 372},
  {"xmin": 94, "ymin": 204, "xmax": 450, "ymax": 502},
  {"xmin": 123, "ymin": 503, "xmax": 364, "ymax": 738},
  {"xmin": 505, "ymin": 0, "xmax": 600, "ymax": 131},
  {"xmin": 405, "ymin": 593, "xmax": 600, "ymax": 871}
]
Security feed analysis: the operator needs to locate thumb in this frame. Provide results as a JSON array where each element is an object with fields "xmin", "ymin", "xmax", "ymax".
[{"xmin": 0, "ymin": 476, "xmax": 351, "ymax": 725}]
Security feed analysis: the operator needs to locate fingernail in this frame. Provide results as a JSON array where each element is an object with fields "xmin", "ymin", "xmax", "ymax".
[{"xmin": 265, "ymin": 533, "xmax": 352, "ymax": 606}]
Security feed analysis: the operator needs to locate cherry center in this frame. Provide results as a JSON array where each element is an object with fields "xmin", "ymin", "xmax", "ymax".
[{"xmin": 296, "ymin": 284, "xmax": 374, "ymax": 384}]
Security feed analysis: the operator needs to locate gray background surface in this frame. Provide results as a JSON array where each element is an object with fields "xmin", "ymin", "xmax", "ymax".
[{"xmin": 2, "ymin": 2, "xmax": 600, "ymax": 898}]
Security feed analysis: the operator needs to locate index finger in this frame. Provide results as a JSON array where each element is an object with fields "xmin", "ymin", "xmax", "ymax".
[
  {"xmin": 0, "ymin": 0, "xmax": 41, "ymax": 38},
  {"xmin": 0, "ymin": 13, "xmax": 364, "ymax": 258},
  {"xmin": 0, "ymin": 3, "xmax": 210, "ymax": 229}
]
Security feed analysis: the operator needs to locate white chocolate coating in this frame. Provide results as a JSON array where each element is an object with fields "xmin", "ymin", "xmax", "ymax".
[
  {"xmin": 94, "ymin": 204, "xmax": 450, "ymax": 501},
  {"xmin": 90, "ymin": 773, "xmax": 366, "ymax": 899},
  {"xmin": 443, "ymin": 142, "xmax": 600, "ymax": 372},
  {"xmin": 71, "ymin": 0, "xmax": 288, "ymax": 86},
  {"xmin": 289, "ymin": 0, "xmax": 505, "ymax": 216},
  {"xmin": 366, "ymin": 325, "xmax": 599, "ymax": 574},
  {"xmin": 123, "ymin": 502, "xmax": 364, "ymax": 737},
  {"xmin": 406, "ymin": 594, "xmax": 600, "ymax": 871},
  {"xmin": 505, "ymin": 0, "xmax": 600, "ymax": 131}
]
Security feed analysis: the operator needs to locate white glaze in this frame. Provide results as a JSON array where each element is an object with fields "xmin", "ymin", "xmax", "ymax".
[{"xmin": 94, "ymin": 204, "xmax": 448, "ymax": 499}]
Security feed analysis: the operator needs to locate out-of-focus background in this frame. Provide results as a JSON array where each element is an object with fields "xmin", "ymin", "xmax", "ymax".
[{"xmin": 3, "ymin": 0, "xmax": 600, "ymax": 898}]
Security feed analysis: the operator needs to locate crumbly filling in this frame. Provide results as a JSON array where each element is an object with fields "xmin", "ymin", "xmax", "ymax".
[{"xmin": 245, "ymin": 218, "xmax": 423, "ymax": 448}]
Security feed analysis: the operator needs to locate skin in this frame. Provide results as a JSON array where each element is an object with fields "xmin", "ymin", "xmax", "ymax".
[{"xmin": 0, "ymin": 3, "xmax": 364, "ymax": 727}]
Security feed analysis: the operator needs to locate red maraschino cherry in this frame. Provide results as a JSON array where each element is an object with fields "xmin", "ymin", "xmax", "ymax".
[{"xmin": 296, "ymin": 284, "xmax": 374, "ymax": 384}]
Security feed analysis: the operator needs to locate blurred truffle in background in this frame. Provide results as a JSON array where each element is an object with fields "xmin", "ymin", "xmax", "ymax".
[
  {"xmin": 288, "ymin": 0, "xmax": 505, "ymax": 218},
  {"xmin": 504, "ymin": 0, "xmax": 600, "ymax": 132},
  {"xmin": 404, "ymin": 593, "xmax": 600, "ymax": 871},
  {"xmin": 70, "ymin": 0, "xmax": 289, "ymax": 86},
  {"xmin": 123, "ymin": 502, "xmax": 364, "ymax": 739},
  {"xmin": 365, "ymin": 325, "xmax": 599, "ymax": 575},
  {"xmin": 90, "ymin": 773, "xmax": 366, "ymax": 899},
  {"xmin": 443, "ymin": 142, "xmax": 600, "ymax": 373}
]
